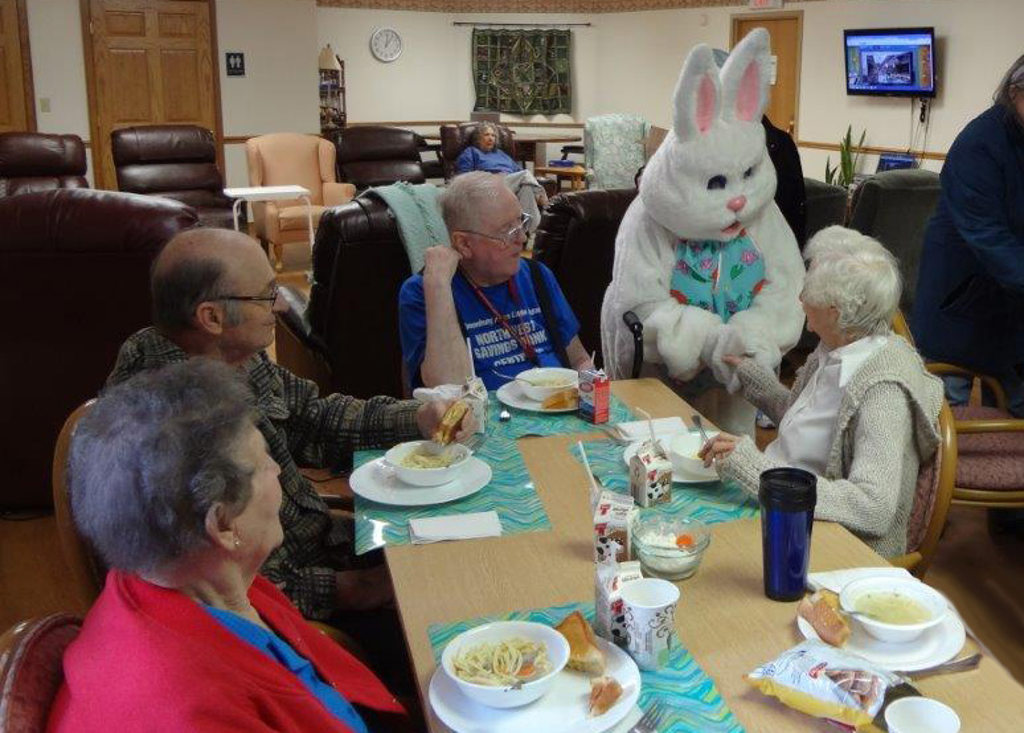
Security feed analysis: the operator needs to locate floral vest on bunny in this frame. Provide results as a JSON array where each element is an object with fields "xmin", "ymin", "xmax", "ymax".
[{"xmin": 669, "ymin": 230, "xmax": 766, "ymax": 322}]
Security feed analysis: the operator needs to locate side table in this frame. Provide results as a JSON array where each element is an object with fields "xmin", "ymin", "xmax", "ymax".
[
  {"xmin": 223, "ymin": 185, "xmax": 316, "ymax": 266},
  {"xmin": 533, "ymin": 164, "xmax": 587, "ymax": 191}
]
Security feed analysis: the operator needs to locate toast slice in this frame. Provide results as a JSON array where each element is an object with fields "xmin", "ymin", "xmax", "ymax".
[
  {"xmin": 797, "ymin": 589, "xmax": 850, "ymax": 647},
  {"xmin": 542, "ymin": 387, "xmax": 579, "ymax": 410},
  {"xmin": 431, "ymin": 400, "xmax": 469, "ymax": 445},
  {"xmin": 555, "ymin": 611, "xmax": 606, "ymax": 675},
  {"xmin": 588, "ymin": 675, "xmax": 624, "ymax": 717}
]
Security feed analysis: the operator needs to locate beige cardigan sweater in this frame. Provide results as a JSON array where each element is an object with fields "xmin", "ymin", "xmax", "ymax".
[{"xmin": 719, "ymin": 335, "xmax": 943, "ymax": 557}]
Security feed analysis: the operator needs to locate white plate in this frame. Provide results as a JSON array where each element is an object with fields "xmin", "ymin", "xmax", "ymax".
[
  {"xmin": 796, "ymin": 610, "xmax": 965, "ymax": 672},
  {"xmin": 429, "ymin": 636, "xmax": 641, "ymax": 733},
  {"xmin": 622, "ymin": 440, "xmax": 718, "ymax": 483},
  {"xmin": 496, "ymin": 381, "xmax": 577, "ymax": 414},
  {"xmin": 350, "ymin": 457, "xmax": 491, "ymax": 506}
]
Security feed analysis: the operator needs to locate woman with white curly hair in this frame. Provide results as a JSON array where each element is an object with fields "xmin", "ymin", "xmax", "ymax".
[{"xmin": 699, "ymin": 225, "xmax": 944, "ymax": 556}]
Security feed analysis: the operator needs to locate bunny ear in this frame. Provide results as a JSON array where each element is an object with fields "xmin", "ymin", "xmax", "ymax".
[
  {"xmin": 672, "ymin": 44, "xmax": 722, "ymax": 143},
  {"xmin": 720, "ymin": 27, "xmax": 771, "ymax": 123}
]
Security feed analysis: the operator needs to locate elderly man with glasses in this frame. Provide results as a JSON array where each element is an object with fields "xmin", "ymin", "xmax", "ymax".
[
  {"xmin": 399, "ymin": 171, "xmax": 593, "ymax": 390},
  {"xmin": 105, "ymin": 228, "xmax": 473, "ymax": 634}
]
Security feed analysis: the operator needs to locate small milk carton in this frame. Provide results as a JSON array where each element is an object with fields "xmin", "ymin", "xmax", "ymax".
[
  {"xmin": 593, "ymin": 490, "xmax": 636, "ymax": 563},
  {"xmin": 578, "ymin": 368, "xmax": 610, "ymax": 424},
  {"xmin": 595, "ymin": 560, "xmax": 644, "ymax": 646},
  {"xmin": 629, "ymin": 439, "xmax": 673, "ymax": 507},
  {"xmin": 462, "ymin": 377, "xmax": 487, "ymax": 435}
]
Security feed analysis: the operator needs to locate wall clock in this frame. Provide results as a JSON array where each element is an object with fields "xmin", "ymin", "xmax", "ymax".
[{"xmin": 370, "ymin": 27, "xmax": 403, "ymax": 63}]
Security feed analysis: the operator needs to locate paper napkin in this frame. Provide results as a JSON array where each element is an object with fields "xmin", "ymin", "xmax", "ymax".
[
  {"xmin": 616, "ymin": 416, "xmax": 688, "ymax": 440},
  {"xmin": 808, "ymin": 566, "xmax": 913, "ymax": 594},
  {"xmin": 408, "ymin": 511, "xmax": 502, "ymax": 544}
]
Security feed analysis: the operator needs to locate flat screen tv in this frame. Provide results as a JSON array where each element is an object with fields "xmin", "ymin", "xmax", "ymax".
[{"xmin": 844, "ymin": 28, "xmax": 936, "ymax": 97}]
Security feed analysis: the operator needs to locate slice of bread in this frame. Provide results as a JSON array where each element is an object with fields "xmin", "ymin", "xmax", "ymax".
[
  {"xmin": 542, "ymin": 388, "xmax": 579, "ymax": 410},
  {"xmin": 588, "ymin": 675, "xmax": 624, "ymax": 717},
  {"xmin": 555, "ymin": 611, "xmax": 606, "ymax": 675},
  {"xmin": 797, "ymin": 589, "xmax": 850, "ymax": 647}
]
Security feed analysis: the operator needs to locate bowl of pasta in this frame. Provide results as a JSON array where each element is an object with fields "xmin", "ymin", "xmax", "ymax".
[
  {"xmin": 440, "ymin": 621, "xmax": 570, "ymax": 708},
  {"xmin": 384, "ymin": 440, "xmax": 472, "ymax": 487}
]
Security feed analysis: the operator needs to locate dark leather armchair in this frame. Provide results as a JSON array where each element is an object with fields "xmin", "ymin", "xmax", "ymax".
[
  {"xmin": 0, "ymin": 189, "xmax": 198, "ymax": 510},
  {"xmin": 110, "ymin": 125, "xmax": 234, "ymax": 229},
  {"xmin": 804, "ymin": 177, "xmax": 849, "ymax": 241},
  {"xmin": 439, "ymin": 122, "xmax": 516, "ymax": 180},
  {"xmin": 333, "ymin": 125, "xmax": 427, "ymax": 190},
  {"xmin": 276, "ymin": 197, "xmax": 411, "ymax": 400},
  {"xmin": 849, "ymin": 169, "xmax": 941, "ymax": 315},
  {"xmin": 0, "ymin": 132, "xmax": 88, "ymax": 197},
  {"xmin": 533, "ymin": 188, "xmax": 638, "ymax": 368}
]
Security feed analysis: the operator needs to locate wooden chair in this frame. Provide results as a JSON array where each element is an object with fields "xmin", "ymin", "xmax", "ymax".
[
  {"xmin": 52, "ymin": 402, "xmax": 104, "ymax": 606},
  {"xmin": 893, "ymin": 312, "xmax": 1024, "ymax": 510},
  {"xmin": 891, "ymin": 399, "xmax": 957, "ymax": 577},
  {"xmin": 888, "ymin": 311, "xmax": 955, "ymax": 576},
  {"xmin": 0, "ymin": 614, "xmax": 81, "ymax": 732}
]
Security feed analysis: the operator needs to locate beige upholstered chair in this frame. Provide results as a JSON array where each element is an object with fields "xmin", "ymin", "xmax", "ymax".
[{"xmin": 244, "ymin": 133, "xmax": 355, "ymax": 269}]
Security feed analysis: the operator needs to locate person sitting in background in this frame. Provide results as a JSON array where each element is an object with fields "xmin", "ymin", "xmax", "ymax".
[
  {"xmin": 399, "ymin": 172, "xmax": 592, "ymax": 391},
  {"xmin": 107, "ymin": 228, "xmax": 473, "ymax": 624},
  {"xmin": 699, "ymin": 226, "xmax": 943, "ymax": 556},
  {"xmin": 454, "ymin": 122, "xmax": 547, "ymax": 233},
  {"xmin": 49, "ymin": 360, "xmax": 408, "ymax": 732}
]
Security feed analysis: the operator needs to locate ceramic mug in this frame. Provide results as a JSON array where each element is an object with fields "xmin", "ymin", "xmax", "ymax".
[{"xmin": 621, "ymin": 578, "xmax": 680, "ymax": 670}]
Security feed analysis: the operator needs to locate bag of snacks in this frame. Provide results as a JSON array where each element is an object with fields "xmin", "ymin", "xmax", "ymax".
[{"xmin": 745, "ymin": 640, "xmax": 900, "ymax": 729}]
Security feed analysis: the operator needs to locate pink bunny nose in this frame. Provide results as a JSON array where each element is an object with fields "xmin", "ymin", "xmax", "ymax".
[{"xmin": 727, "ymin": 195, "xmax": 747, "ymax": 213}]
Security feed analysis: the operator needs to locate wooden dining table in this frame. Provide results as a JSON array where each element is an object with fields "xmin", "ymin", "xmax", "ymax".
[{"xmin": 384, "ymin": 379, "xmax": 1024, "ymax": 731}]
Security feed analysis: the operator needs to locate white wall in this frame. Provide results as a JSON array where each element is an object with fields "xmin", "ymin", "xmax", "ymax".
[
  {"xmin": 22, "ymin": 0, "xmax": 1024, "ymax": 187},
  {"xmin": 217, "ymin": 0, "xmax": 320, "ymax": 186},
  {"xmin": 317, "ymin": 0, "xmax": 1021, "ymax": 178},
  {"xmin": 26, "ymin": 0, "xmax": 93, "ymax": 183}
]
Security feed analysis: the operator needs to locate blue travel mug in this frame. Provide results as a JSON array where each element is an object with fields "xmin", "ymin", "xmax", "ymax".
[{"xmin": 759, "ymin": 467, "xmax": 817, "ymax": 601}]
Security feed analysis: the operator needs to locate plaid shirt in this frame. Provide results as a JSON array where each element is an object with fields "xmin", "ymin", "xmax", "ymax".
[{"xmin": 106, "ymin": 328, "xmax": 422, "ymax": 619}]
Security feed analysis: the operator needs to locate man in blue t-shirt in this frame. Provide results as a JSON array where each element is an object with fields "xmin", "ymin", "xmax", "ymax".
[{"xmin": 399, "ymin": 172, "xmax": 593, "ymax": 391}]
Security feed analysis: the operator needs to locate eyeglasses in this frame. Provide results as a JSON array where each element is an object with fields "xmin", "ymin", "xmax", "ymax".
[
  {"xmin": 219, "ymin": 283, "xmax": 280, "ymax": 305},
  {"xmin": 458, "ymin": 212, "xmax": 532, "ymax": 248}
]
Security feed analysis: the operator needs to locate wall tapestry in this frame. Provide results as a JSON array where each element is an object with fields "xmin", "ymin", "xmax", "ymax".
[{"xmin": 472, "ymin": 29, "xmax": 572, "ymax": 114}]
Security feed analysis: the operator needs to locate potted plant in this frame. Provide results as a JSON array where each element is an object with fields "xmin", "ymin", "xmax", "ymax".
[{"xmin": 824, "ymin": 125, "xmax": 867, "ymax": 189}]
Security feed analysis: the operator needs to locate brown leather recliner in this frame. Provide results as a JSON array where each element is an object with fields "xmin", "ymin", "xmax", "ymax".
[
  {"xmin": 0, "ymin": 189, "xmax": 198, "ymax": 510},
  {"xmin": 275, "ymin": 197, "xmax": 411, "ymax": 400},
  {"xmin": 439, "ymin": 122, "xmax": 517, "ymax": 180},
  {"xmin": 533, "ymin": 188, "xmax": 638, "ymax": 368},
  {"xmin": 0, "ymin": 132, "xmax": 88, "ymax": 197},
  {"xmin": 110, "ymin": 125, "xmax": 235, "ymax": 229},
  {"xmin": 333, "ymin": 126, "xmax": 427, "ymax": 190}
]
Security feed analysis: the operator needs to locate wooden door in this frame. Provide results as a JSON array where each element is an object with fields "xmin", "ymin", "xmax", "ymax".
[
  {"xmin": 82, "ymin": 0, "xmax": 220, "ymax": 189},
  {"xmin": 732, "ymin": 12, "xmax": 802, "ymax": 137},
  {"xmin": 0, "ymin": 0, "xmax": 34, "ymax": 133}
]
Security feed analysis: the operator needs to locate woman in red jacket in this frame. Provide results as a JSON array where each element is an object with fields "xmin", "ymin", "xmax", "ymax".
[{"xmin": 48, "ymin": 359, "xmax": 408, "ymax": 732}]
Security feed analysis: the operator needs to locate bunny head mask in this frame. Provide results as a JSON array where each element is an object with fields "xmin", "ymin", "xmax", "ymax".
[{"xmin": 640, "ymin": 28, "xmax": 777, "ymax": 243}]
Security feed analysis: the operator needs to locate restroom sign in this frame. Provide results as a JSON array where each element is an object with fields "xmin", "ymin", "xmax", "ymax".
[{"xmin": 226, "ymin": 52, "xmax": 246, "ymax": 77}]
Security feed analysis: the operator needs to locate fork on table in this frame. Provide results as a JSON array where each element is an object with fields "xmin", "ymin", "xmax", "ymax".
[{"xmin": 628, "ymin": 703, "xmax": 666, "ymax": 733}]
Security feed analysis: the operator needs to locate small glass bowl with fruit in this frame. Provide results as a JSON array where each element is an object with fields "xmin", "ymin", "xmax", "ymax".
[{"xmin": 631, "ymin": 514, "xmax": 711, "ymax": 581}]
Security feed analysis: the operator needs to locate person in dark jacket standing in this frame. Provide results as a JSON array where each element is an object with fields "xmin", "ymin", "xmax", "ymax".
[
  {"xmin": 912, "ymin": 54, "xmax": 1024, "ymax": 535},
  {"xmin": 912, "ymin": 54, "xmax": 1024, "ymax": 415}
]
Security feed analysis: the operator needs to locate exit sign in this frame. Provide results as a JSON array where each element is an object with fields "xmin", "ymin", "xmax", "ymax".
[{"xmin": 749, "ymin": 0, "xmax": 783, "ymax": 8}]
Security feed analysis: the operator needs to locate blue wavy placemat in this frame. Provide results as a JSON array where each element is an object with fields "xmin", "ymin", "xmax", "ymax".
[
  {"xmin": 427, "ymin": 601, "xmax": 743, "ymax": 733},
  {"xmin": 573, "ymin": 439, "xmax": 759, "ymax": 525},
  {"xmin": 352, "ymin": 395, "xmax": 634, "ymax": 554}
]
